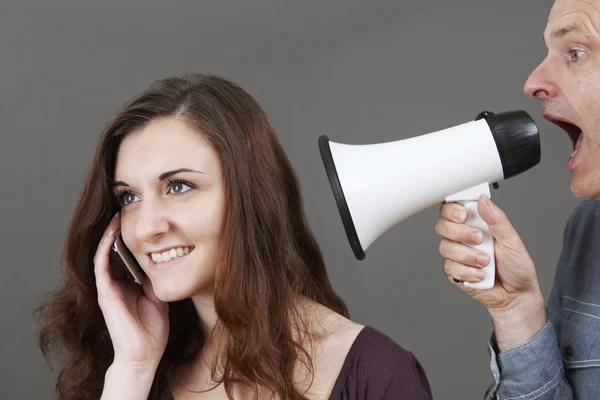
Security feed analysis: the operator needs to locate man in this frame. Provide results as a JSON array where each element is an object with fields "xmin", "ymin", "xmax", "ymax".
[{"xmin": 435, "ymin": 0, "xmax": 600, "ymax": 398}]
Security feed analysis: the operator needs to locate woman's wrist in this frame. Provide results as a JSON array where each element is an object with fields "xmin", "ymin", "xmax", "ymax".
[{"xmin": 100, "ymin": 361, "xmax": 158, "ymax": 400}]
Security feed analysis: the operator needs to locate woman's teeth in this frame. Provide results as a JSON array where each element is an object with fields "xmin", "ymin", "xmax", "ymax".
[{"xmin": 151, "ymin": 247, "xmax": 192, "ymax": 263}]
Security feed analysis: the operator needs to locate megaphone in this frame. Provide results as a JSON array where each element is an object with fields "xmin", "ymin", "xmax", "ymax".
[{"xmin": 319, "ymin": 110, "xmax": 540, "ymax": 290}]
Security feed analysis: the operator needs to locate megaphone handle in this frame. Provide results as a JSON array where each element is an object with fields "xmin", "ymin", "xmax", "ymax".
[{"xmin": 458, "ymin": 200, "xmax": 495, "ymax": 290}]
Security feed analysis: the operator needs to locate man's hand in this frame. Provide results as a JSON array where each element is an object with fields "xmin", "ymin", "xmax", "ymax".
[{"xmin": 435, "ymin": 194, "xmax": 547, "ymax": 351}]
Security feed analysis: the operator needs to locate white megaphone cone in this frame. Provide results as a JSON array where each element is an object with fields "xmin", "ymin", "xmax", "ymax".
[{"xmin": 319, "ymin": 110, "xmax": 541, "ymax": 290}]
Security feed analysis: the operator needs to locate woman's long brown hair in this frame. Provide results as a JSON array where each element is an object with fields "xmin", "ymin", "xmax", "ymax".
[{"xmin": 36, "ymin": 74, "xmax": 349, "ymax": 400}]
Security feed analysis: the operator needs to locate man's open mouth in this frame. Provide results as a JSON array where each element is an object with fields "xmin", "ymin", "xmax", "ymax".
[{"xmin": 547, "ymin": 118, "xmax": 582, "ymax": 152}]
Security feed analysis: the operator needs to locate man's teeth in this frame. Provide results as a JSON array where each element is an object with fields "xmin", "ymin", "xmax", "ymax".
[
  {"xmin": 151, "ymin": 247, "xmax": 192, "ymax": 263},
  {"xmin": 571, "ymin": 150, "xmax": 578, "ymax": 158}
]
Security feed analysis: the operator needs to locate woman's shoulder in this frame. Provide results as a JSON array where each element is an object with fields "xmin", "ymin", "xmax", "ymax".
[
  {"xmin": 305, "ymin": 299, "xmax": 422, "ymax": 369},
  {"xmin": 346, "ymin": 325, "xmax": 418, "ymax": 370},
  {"xmin": 332, "ymin": 324, "xmax": 433, "ymax": 399}
]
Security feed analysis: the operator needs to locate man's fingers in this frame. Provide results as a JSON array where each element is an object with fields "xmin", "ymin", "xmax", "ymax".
[
  {"xmin": 443, "ymin": 258, "xmax": 486, "ymax": 283},
  {"xmin": 435, "ymin": 217, "xmax": 484, "ymax": 246},
  {"xmin": 440, "ymin": 202, "xmax": 468, "ymax": 223},
  {"xmin": 478, "ymin": 195, "xmax": 521, "ymax": 245},
  {"xmin": 439, "ymin": 239, "xmax": 490, "ymax": 268}
]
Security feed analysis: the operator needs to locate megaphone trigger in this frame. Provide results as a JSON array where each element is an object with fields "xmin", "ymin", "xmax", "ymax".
[{"xmin": 446, "ymin": 183, "xmax": 496, "ymax": 290}]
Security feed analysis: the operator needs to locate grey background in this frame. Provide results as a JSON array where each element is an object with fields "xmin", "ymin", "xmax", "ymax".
[{"xmin": 1, "ymin": 1, "xmax": 578, "ymax": 399}]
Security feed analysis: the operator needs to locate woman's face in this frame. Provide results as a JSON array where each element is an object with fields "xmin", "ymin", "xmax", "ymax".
[{"xmin": 113, "ymin": 117, "xmax": 225, "ymax": 302}]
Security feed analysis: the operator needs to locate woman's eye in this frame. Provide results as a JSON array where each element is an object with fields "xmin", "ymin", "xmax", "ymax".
[
  {"xmin": 120, "ymin": 192, "xmax": 140, "ymax": 205},
  {"xmin": 169, "ymin": 181, "xmax": 193, "ymax": 194}
]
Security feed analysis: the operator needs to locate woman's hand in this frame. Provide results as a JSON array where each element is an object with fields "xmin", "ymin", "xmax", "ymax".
[{"xmin": 93, "ymin": 212, "xmax": 169, "ymax": 372}]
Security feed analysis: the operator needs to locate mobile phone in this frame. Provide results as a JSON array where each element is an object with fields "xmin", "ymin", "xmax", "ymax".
[{"xmin": 112, "ymin": 232, "xmax": 145, "ymax": 285}]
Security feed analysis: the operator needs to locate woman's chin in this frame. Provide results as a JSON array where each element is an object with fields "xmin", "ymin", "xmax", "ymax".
[
  {"xmin": 150, "ymin": 277, "xmax": 213, "ymax": 303},
  {"xmin": 145, "ymin": 263, "xmax": 217, "ymax": 303},
  {"xmin": 150, "ymin": 279, "xmax": 192, "ymax": 303}
]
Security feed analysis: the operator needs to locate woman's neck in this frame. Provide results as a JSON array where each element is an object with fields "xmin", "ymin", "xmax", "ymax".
[
  {"xmin": 171, "ymin": 293, "xmax": 351, "ymax": 398},
  {"xmin": 191, "ymin": 293, "xmax": 331, "ymax": 341},
  {"xmin": 191, "ymin": 292, "xmax": 218, "ymax": 339}
]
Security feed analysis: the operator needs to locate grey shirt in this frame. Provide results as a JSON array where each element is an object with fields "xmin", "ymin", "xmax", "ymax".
[{"xmin": 485, "ymin": 199, "xmax": 600, "ymax": 399}]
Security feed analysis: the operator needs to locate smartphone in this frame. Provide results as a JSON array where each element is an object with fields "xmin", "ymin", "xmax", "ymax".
[{"xmin": 112, "ymin": 232, "xmax": 145, "ymax": 285}]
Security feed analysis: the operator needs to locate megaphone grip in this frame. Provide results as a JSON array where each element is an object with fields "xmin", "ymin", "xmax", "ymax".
[{"xmin": 459, "ymin": 200, "xmax": 496, "ymax": 290}]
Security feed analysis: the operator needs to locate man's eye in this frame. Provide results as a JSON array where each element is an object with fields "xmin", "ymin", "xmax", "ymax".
[
  {"xmin": 168, "ymin": 181, "xmax": 193, "ymax": 194},
  {"xmin": 120, "ymin": 192, "xmax": 140, "ymax": 205},
  {"xmin": 568, "ymin": 49, "xmax": 586, "ymax": 62}
]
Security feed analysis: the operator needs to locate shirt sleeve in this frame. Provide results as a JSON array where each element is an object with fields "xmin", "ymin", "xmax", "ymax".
[
  {"xmin": 484, "ymin": 320, "xmax": 573, "ymax": 399},
  {"xmin": 482, "ymin": 200, "xmax": 600, "ymax": 399},
  {"xmin": 381, "ymin": 354, "xmax": 433, "ymax": 400}
]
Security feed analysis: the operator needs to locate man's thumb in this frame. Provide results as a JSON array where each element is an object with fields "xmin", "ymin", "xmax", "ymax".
[{"xmin": 477, "ymin": 194, "xmax": 519, "ymax": 244}]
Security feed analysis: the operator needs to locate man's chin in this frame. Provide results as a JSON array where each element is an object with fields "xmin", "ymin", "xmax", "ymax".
[{"xmin": 570, "ymin": 173, "xmax": 600, "ymax": 200}]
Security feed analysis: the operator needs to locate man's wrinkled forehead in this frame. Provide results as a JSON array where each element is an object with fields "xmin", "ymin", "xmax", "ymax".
[{"xmin": 548, "ymin": 0, "xmax": 600, "ymax": 31}]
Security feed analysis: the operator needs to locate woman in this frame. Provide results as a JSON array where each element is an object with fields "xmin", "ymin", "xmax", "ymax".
[{"xmin": 36, "ymin": 74, "xmax": 432, "ymax": 400}]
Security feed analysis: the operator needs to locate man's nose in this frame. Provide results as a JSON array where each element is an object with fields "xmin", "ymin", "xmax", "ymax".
[
  {"xmin": 135, "ymin": 199, "xmax": 169, "ymax": 242},
  {"xmin": 523, "ymin": 58, "xmax": 558, "ymax": 100}
]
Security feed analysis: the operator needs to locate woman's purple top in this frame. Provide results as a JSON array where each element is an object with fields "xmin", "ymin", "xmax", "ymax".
[{"xmin": 168, "ymin": 325, "xmax": 432, "ymax": 399}]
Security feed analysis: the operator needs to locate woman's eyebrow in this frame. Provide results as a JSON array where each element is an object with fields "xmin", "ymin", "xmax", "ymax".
[
  {"xmin": 112, "ymin": 180, "xmax": 129, "ymax": 188},
  {"xmin": 112, "ymin": 168, "xmax": 205, "ymax": 188},
  {"xmin": 158, "ymin": 168, "xmax": 205, "ymax": 181}
]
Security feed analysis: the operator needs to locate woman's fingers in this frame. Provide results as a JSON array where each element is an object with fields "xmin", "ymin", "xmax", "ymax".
[{"xmin": 94, "ymin": 213, "xmax": 121, "ymax": 299}]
